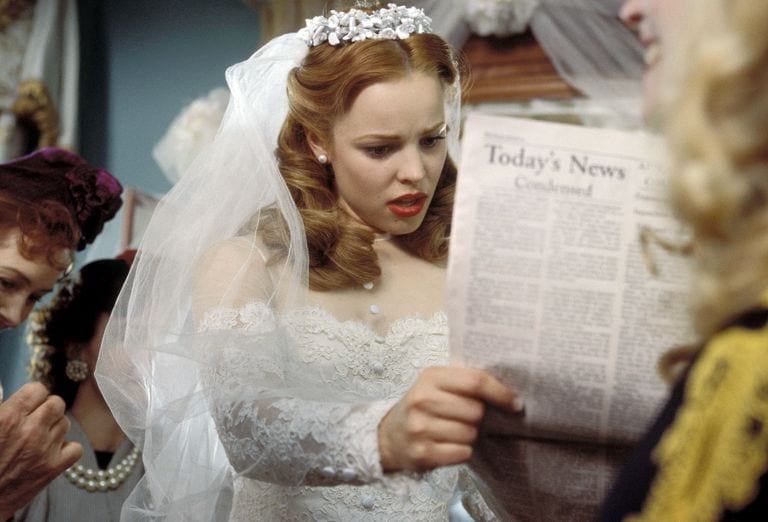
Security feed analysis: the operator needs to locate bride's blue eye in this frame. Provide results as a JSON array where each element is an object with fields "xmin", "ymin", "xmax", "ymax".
[
  {"xmin": 421, "ymin": 135, "xmax": 446, "ymax": 148},
  {"xmin": 365, "ymin": 145, "xmax": 391, "ymax": 158}
]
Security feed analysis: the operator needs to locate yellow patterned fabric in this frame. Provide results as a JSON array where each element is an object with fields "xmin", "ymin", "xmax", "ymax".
[{"xmin": 628, "ymin": 312, "xmax": 768, "ymax": 521}]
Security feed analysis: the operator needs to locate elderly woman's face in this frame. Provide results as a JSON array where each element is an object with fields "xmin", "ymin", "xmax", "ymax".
[
  {"xmin": 0, "ymin": 229, "xmax": 63, "ymax": 330},
  {"xmin": 620, "ymin": 0, "xmax": 685, "ymax": 121}
]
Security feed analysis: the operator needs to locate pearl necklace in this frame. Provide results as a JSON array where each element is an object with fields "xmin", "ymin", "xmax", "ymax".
[
  {"xmin": 363, "ymin": 278, "xmax": 380, "ymax": 313},
  {"xmin": 365, "ymin": 232, "xmax": 391, "ymax": 313},
  {"xmin": 64, "ymin": 445, "xmax": 140, "ymax": 492}
]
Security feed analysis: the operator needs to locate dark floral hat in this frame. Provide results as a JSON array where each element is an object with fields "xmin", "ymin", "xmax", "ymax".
[{"xmin": 0, "ymin": 147, "xmax": 123, "ymax": 250}]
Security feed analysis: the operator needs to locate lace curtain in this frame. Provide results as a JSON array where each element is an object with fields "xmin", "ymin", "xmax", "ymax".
[
  {"xmin": 423, "ymin": 0, "xmax": 644, "ymax": 124},
  {"xmin": 530, "ymin": 0, "xmax": 643, "ymax": 104}
]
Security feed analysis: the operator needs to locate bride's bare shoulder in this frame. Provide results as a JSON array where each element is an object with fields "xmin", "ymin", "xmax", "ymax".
[
  {"xmin": 198, "ymin": 235, "xmax": 271, "ymax": 273},
  {"xmin": 193, "ymin": 234, "xmax": 279, "ymax": 311}
]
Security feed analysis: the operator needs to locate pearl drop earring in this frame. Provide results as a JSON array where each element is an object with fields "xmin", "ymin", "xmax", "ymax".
[{"xmin": 317, "ymin": 154, "xmax": 328, "ymax": 164}]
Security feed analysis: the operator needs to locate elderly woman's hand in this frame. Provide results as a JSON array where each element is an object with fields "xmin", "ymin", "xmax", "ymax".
[{"xmin": 0, "ymin": 382, "xmax": 83, "ymax": 519}]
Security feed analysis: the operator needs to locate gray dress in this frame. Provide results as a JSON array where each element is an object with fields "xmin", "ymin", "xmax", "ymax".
[{"xmin": 14, "ymin": 413, "xmax": 143, "ymax": 522}]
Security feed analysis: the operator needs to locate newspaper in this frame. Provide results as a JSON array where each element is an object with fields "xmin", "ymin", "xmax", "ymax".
[{"xmin": 448, "ymin": 112, "xmax": 695, "ymax": 520}]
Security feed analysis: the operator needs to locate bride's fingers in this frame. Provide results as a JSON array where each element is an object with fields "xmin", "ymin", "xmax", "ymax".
[
  {"xmin": 406, "ymin": 389, "xmax": 487, "ymax": 424},
  {"xmin": 405, "ymin": 441, "xmax": 475, "ymax": 471},
  {"xmin": 406, "ymin": 416, "xmax": 479, "ymax": 445},
  {"xmin": 424, "ymin": 367, "xmax": 523, "ymax": 413},
  {"xmin": 380, "ymin": 366, "xmax": 524, "ymax": 472}
]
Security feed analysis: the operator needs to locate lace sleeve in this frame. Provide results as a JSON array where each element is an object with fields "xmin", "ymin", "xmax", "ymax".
[
  {"xmin": 194, "ymin": 239, "xmax": 399, "ymax": 488},
  {"xmin": 199, "ymin": 305, "xmax": 399, "ymax": 487}
]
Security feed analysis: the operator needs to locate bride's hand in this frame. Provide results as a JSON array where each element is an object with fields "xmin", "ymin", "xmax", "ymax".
[{"xmin": 377, "ymin": 366, "xmax": 523, "ymax": 473}]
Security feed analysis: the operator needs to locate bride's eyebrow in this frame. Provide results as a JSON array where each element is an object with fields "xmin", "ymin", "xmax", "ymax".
[
  {"xmin": 355, "ymin": 132, "xmax": 401, "ymax": 141},
  {"xmin": 355, "ymin": 122, "xmax": 447, "ymax": 142}
]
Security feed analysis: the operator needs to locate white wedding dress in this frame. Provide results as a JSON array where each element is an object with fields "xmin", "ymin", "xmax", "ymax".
[
  {"xmin": 193, "ymin": 240, "xmax": 494, "ymax": 521},
  {"xmin": 202, "ymin": 304, "xmax": 456, "ymax": 520}
]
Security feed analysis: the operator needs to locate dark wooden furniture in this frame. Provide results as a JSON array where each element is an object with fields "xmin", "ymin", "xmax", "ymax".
[{"xmin": 462, "ymin": 31, "xmax": 581, "ymax": 103}]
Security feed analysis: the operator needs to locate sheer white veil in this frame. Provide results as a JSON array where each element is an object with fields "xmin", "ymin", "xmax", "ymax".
[
  {"xmin": 95, "ymin": 27, "xmax": 462, "ymax": 522},
  {"xmin": 95, "ymin": 33, "xmax": 310, "ymax": 521}
]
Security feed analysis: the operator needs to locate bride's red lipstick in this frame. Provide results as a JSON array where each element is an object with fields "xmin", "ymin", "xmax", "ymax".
[{"xmin": 387, "ymin": 192, "xmax": 427, "ymax": 218}]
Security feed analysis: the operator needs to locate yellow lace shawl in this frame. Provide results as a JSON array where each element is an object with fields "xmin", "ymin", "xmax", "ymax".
[{"xmin": 628, "ymin": 305, "xmax": 768, "ymax": 521}]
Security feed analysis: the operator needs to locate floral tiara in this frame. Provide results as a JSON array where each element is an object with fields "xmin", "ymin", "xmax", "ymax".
[{"xmin": 299, "ymin": 3, "xmax": 432, "ymax": 47}]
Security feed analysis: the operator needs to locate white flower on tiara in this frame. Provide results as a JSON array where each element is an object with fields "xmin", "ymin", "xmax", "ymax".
[{"xmin": 299, "ymin": 3, "xmax": 432, "ymax": 47}]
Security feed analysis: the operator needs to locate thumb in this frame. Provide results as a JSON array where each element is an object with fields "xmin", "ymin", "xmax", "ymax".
[{"xmin": 57, "ymin": 441, "xmax": 84, "ymax": 470}]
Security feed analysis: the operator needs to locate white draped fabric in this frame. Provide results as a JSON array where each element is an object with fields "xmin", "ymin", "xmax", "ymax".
[
  {"xmin": 422, "ymin": 0, "xmax": 644, "ymax": 124},
  {"xmin": 0, "ymin": 0, "xmax": 80, "ymax": 160}
]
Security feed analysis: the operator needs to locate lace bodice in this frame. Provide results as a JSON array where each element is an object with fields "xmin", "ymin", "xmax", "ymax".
[{"xmin": 200, "ymin": 302, "xmax": 468, "ymax": 521}]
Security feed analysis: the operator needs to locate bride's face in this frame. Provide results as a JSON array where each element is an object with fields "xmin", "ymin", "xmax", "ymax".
[
  {"xmin": 0, "ymin": 229, "xmax": 62, "ymax": 330},
  {"xmin": 620, "ymin": 0, "xmax": 684, "ymax": 122},
  {"xmin": 311, "ymin": 72, "xmax": 447, "ymax": 236}
]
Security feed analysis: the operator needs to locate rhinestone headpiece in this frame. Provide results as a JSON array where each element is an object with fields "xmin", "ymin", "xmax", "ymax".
[{"xmin": 299, "ymin": 3, "xmax": 432, "ymax": 47}]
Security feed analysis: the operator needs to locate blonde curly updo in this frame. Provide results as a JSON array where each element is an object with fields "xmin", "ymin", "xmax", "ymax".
[{"xmin": 663, "ymin": 0, "xmax": 768, "ymax": 335}]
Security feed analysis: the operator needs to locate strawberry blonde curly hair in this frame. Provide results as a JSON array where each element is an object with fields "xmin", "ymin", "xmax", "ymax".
[{"xmin": 267, "ymin": 33, "xmax": 465, "ymax": 291}]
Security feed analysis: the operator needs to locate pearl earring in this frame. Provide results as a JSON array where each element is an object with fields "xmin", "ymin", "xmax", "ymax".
[
  {"xmin": 317, "ymin": 154, "xmax": 328, "ymax": 165},
  {"xmin": 65, "ymin": 356, "xmax": 89, "ymax": 382}
]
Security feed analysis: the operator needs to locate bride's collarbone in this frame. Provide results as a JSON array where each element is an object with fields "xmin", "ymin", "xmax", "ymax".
[{"xmin": 306, "ymin": 259, "xmax": 446, "ymax": 328}]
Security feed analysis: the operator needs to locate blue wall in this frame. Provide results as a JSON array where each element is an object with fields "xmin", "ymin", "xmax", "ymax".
[
  {"xmin": 0, "ymin": 328, "xmax": 26, "ymax": 397},
  {"xmin": 79, "ymin": 0, "xmax": 261, "ymax": 194},
  {"xmin": 0, "ymin": 0, "xmax": 261, "ymax": 396}
]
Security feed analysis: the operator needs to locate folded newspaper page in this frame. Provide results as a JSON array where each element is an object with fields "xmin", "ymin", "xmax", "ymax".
[{"xmin": 448, "ymin": 112, "xmax": 695, "ymax": 520}]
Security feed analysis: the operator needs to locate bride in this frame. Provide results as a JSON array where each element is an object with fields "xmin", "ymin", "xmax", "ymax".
[{"xmin": 96, "ymin": 3, "xmax": 521, "ymax": 520}]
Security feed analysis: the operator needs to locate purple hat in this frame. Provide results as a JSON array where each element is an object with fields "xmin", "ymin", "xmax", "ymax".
[{"xmin": 0, "ymin": 147, "xmax": 123, "ymax": 250}]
